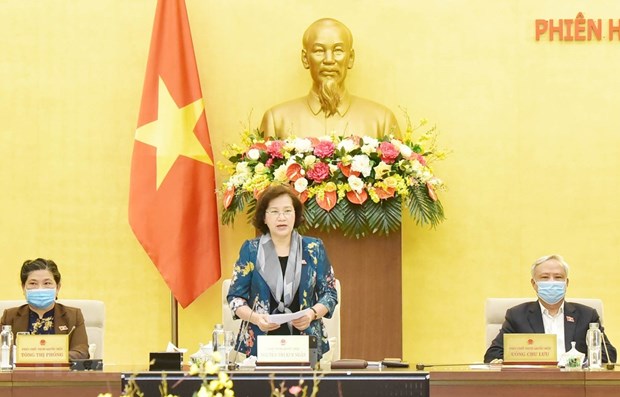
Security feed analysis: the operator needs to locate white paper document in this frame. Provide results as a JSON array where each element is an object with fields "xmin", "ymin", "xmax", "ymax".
[{"xmin": 267, "ymin": 309, "xmax": 311, "ymax": 325}]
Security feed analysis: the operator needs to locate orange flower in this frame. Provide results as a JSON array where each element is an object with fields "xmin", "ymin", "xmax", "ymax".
[
  {"xmin": 374, "ymin": 186, "xmax": 395, "ymax": 200},
  {"xmin": 346, "ymin": 189, "xmax": 368, "ymax": 204},
  {"xmin": 316, "ymin": 191, "xmax": 338, "ymax": 211},
  {"xmin": 223, "ymin": 187, "xmax": 235, "ymax": 209},
  {"xmin": 286, "ymin": 163, "xmax": 304, "ymax": 182}
]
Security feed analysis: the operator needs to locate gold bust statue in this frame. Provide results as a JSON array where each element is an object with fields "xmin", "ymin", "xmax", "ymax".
[{"xmin": 260, "ymin": 18, "xmax": 401, "ymax": 138}]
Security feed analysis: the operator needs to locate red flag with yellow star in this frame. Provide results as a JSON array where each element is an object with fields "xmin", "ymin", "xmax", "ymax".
[{"xmin": 129, "ymin": 0, "xmax": 221, "ymax": 308}]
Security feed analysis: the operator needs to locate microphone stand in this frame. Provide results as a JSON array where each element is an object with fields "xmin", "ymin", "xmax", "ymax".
[
  {"xmin": 602, "ymin": 330, "xmax": 615, "ymax": 370},
  {"xmin": 227, "ymin": 297, "xmax": 258, "ymax": 371}
]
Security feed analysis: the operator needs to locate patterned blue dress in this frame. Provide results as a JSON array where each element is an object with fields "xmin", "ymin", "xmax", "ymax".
[{"xmin": 227, "ymin": 235, "xmax": 338, "ymax": 358}]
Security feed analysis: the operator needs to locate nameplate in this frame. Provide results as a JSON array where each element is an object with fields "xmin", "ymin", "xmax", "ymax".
[
  {"xmin": 257, "ymin": 335, "xmax": 309, "ymax": 365},
  {"xmin": 16, "ymin": 334, "xmax": 69, "ymax": 364},
  {"xmin": 503, "ymin": 333, "xmax": 557, "ymax": 364}
]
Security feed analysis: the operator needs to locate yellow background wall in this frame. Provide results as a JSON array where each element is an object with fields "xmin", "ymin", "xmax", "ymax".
[{"xmin": 1, "ymin": 0, "xmax": 619, "ymax": 366}]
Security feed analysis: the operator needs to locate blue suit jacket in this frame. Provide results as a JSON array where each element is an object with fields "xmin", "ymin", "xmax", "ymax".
[
  {"xmin": 484, "ymin": 301, "xmax": 617, "ymax": 363},
  {"xmin": 227, "ymin": 236, "xmax": 338, "ymax": 358}
]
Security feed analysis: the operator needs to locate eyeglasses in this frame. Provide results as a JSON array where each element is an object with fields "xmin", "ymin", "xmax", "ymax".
[{"xmin": 265, "ymin": 209, "xmax": 295, "ymax": 218}]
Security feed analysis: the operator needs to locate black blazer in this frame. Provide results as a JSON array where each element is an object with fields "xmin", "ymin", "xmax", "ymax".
[{"xmin": 484, "ymin": 301, "xmax": 617, "ymax": 363}]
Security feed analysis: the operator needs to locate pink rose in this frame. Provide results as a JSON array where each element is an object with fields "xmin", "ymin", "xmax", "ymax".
[
  {"xmin": 306, "ymin": 162, "xmax": 330, "ymax": 183},
  {"xmin": 267, "ymin": 140, "xmax": 285, "ymax": 159},
  {"xmin": 313, "ymin": 140, "xmax": 335, "ymax": 159},
  {"xmin": 378, "ymin": 142, "xmax": 399, "ymax": 164},
  {"xmin": 414, "ymin": 153, "xmax": 427, "ymax": 166}
]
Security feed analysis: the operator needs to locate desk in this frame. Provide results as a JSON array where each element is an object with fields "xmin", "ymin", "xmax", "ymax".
[
  {"xmin": 585, "ymin": 371, "xmax": 620, "ymax": 397},
  {"xmin": 3, "ymin": 367, "xmax": 620, "ymax": 397},
  {"xmin": 0, "ymin": 372, "xmax": 11, "ymax": 397},
  {"xmin": 123, "ymin": 369, "xmax": 430, "ymax": 397},
  {"xmin": 11, "ymin": 369, "xmax": 120, "ymax": 397},
  {"xmin": 430, "ymin": 367, "xmax": 620, "ymax": 397}
]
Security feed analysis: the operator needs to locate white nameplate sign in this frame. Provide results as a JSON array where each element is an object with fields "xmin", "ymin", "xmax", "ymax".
[
  {"xmin": 257, "ymin": 335, "xmax": 309, "ymax": 364},
  {"xmin": 16, "ymin": 334, "xmax": 69, "ymax": 364},
  {"xmin": 503, "ymin": 333, "xmax": 557, "ymax": 364}
]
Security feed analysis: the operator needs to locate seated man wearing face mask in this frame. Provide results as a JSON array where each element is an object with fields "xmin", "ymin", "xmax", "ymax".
[{"xmin": 484, "ymin": 254, "xmax": 617, "ymax": 363}]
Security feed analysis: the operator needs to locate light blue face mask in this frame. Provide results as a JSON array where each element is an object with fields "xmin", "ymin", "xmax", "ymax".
[
  {"xmin": 536, "ymin": 281, "xmax": 566, "ymax": 305},
  {"xmin": 26, "ymin": 288, "xmax": 57, "ymax": 310}
]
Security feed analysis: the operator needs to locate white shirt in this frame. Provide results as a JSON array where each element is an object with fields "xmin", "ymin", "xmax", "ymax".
[{"xmin": 539, "ymin": 301, "xmax": 566, "ymax": 356}]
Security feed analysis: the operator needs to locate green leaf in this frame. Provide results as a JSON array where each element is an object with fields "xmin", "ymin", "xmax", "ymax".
[
  {"xmin": 341, "ymin": 200, "xmax": 369, "ymax": 238},
  {"xmin": 221, "ymin": 192, "xmax": 253, "ymax": 226},
  {"xmin": 305, "ymin": 197, "xmax": 344, "ymax": 232},
  {"xmin": 365, "ymin": 197, "xmax": 402, "ymax": 235},
  {"xmin": 407, "ymin": 184, "xmax": 445, "ymax": 227}
]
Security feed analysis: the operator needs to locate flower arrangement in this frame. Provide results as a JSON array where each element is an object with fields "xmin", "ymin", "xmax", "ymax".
[
  {"xmin": 97, "ymin": 353, "xmax": 320, "ymax": 397},
  {"xmin": 220, "ymin": 117, "xmax": 447, "ymax": 238}
]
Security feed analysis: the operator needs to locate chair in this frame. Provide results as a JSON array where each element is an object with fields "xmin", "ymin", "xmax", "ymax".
[
  {"xmin": 222, "ymin": 278, "xmax": 342, "ymax": 360},
  {"xmin": 485, "ymin": 297, "xmax": 603, "ymax": 348},
  {"xmin": 0, "ymin": 299, "xmax": 105, "ymax": 359}
]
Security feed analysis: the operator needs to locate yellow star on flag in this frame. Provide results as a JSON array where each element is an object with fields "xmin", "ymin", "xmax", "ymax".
[{"xmin": 135, "ymin": 77, "xmax": 213, "ymax": 189}]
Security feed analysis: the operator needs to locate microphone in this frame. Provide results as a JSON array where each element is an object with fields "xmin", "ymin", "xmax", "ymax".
[
  {"xmin": 228, "ymin": 297, "xmax": 258, "ymax": 370},
  {"xmin": 415, "ymin": 362, "xmax": 485, "ymax": 370},
  {"xmin": 602, "ymin": 330, "xmax": 615, "ymax": 370}
]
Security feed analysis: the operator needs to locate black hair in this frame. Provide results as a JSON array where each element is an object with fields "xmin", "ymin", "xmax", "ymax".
[{"xmin": 20, "ymin": 258, "xmax": 61, "ymax": 287}]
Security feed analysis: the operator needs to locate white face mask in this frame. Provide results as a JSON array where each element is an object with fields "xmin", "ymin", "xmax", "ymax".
[{"xmin": 536, "ymin": 281, "xmax": 566, "ymax": 305}]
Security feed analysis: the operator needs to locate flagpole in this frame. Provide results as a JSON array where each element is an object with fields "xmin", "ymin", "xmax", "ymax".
[{"xmin": 171, "ymin": 293, "xmax": 179, "ymax": 346}]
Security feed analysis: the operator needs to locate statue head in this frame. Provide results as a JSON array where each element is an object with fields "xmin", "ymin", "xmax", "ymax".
[{"xmin": 301, "ymin": 18, "xmax": 355, "ymax": 116}]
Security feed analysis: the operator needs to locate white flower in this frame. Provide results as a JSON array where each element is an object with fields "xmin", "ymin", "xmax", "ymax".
[
  {"xmin": 247, "ymin": 148, "xmax": 260, "ymax": 161},
  {"xmin": 229, "ymin": 173, "xmax": 247, "ymax": 187},
  {"xmin": 348, "ymin": 175, "xmax": 364, "ymax": 193},
  {"xmin": 293, "ymin": 138, "xmax": 313, "ymax": 153},
  {"xmin": 399, "ymin": 144, "xmax": 413, "ymax": 159},
  {"xmin": 235, "ymin": 162, "xmax": 251, "ymax": 175},
  {"xmin": 351, "ymin": 154, "xmax": 372, "ymax": 177},
  {"xmin": 286, "ymin": 154, "xmax": 302, "ymax": 166},
  {"xmin": 337, "ymin": 138, "xmax": 357, "ymax": 153},
  {"xmin": 294, "ymin": 177, "xmax": 308, "ymax": 193},
  {"xmin": 273, "ymin": 164, "xmax": 288, "ymax": 182},
  {"xmin": 328, "ymin": 164, "xmax": 338, "ymax": 174},
  {"xmin": 361, "ymin": 136, "xmax": 379, "ymax": 149},
  {"xmin": 303, "ymin": 155, "xmax": 317, "ymax": 167},
  {"xmin": 419, "ymin": 170, "xmax": 433, "ymax": 183}
]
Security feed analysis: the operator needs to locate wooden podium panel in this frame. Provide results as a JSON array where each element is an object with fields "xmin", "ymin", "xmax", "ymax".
[{"xmin": 309, "ymin": 229, "xmax": 402, "ymax": 361}]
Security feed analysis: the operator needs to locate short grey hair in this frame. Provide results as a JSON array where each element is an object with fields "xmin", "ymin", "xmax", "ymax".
[{"xmin": 530, "ymin": 254, "xmax": 570, "ymax": 278}]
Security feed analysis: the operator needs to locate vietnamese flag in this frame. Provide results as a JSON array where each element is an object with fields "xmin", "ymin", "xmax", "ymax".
[{"xmin": 129, "ymin": 0, "xmax": 221, "ymax": 308}]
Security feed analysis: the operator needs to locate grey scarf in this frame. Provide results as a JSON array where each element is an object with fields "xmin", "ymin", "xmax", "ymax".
[{"xmin": 256, "ymin": 231, "xmax": 303, "ymax": 314}]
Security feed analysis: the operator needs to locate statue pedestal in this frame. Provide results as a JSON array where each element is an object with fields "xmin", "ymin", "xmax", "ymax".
[{"xmin": 310, "ymin": 229, "xmax": 402, "ymax": 361}]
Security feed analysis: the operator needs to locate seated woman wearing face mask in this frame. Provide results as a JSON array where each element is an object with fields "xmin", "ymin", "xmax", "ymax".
[{"xmin": 0, "ymin": 258, "xmax": 89, "ymax": 359}]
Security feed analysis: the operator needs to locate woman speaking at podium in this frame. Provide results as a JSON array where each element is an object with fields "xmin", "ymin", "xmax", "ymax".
[
  {"xmin": 0, "ymin": 258, "xmax": 89, "ymax": 359},
  {"xmin": 227, "ymin": 185, "xmax": 338, "ymax": 359}
]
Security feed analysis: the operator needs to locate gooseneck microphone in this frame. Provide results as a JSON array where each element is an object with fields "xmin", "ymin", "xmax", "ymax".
[
  {"xmin": 228, "ymin": 297, "xmax": 258, "ymax": 370},
  {"xmin": 602, "ymin": 330, "xmax": 615, "ymax": 370},
  {"xmin": 415, "ymin": 362, "xmax": 485, "ymax": 370}
]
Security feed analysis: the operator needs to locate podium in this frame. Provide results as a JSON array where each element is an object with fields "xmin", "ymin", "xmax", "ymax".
[{"xmin": 310, "ymin": 229, "xmax": 402, "ymax": 360}]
